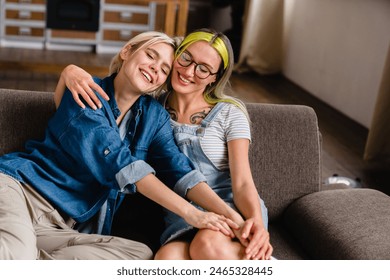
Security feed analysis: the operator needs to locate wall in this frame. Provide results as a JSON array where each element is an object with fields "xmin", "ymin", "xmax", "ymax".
[{"xmin": 283, "ymin": 0, "xmax": 390, "ymax": 128}]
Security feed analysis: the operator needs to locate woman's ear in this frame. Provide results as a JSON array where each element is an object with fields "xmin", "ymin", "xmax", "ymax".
[{"xmin": 120, "ymin": 46, "xmax": 132, "ymax": 60}]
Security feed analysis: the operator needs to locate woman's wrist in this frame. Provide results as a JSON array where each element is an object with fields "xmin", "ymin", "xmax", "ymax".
[{"xmin": 225, "ymin": 208, "xmax": 244, "ymax": 225}]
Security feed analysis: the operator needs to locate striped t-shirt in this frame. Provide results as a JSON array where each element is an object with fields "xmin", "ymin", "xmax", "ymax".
[{"xmin": 172, "ymin": 103, "xmax": 251, "ymax": 170}]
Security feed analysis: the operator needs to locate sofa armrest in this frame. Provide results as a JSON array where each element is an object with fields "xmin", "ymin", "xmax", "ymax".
[
  {"xmin": 283, "ymin": 188, "xmax": 390, "ymax": 259},
  {"xmin": 246, "ymin": 103, "xmax": 321, "ymax": 222}
]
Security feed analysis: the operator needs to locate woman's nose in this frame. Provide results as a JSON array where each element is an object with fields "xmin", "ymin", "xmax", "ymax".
[
  {"xmin": 150, "ymin": 64, "xmax": 158, "ymax": 73},
  {"xmin": 183, "ymin": 63, "xmax": 196, "ymax": 77}
]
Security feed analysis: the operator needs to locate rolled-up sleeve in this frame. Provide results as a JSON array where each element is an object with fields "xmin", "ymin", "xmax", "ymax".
[
  {"xmin": 147, "ymin": 111, "xmax": 207, "ymax": 197},
  {"xmin": 115, "ymin": 160, "xmax": 155, "ymax": 192},
  {"xmin": 173, "ymin": 169, "xmax": 207, "ymax": 197}
]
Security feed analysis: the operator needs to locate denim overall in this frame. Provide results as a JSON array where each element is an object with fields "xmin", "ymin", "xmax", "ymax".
[{"xmin": 160, "ymin": 102, "xmax": 268, "ymax": 244}]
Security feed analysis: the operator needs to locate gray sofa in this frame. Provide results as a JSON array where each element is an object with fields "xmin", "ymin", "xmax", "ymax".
[{"xmin": 1, "ymin": 88, "xmax": 390, "ymax": 260}]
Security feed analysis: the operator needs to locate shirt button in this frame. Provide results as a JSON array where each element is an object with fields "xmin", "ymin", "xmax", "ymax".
[{"xmin": 104, "ymin": 148, "xmax": 111, "ymax": 156}]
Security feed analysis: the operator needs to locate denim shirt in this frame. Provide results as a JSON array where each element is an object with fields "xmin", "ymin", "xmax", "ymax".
[{"xmin": 0, "ymin": 74, "xmax": 206, "ymax": 235}]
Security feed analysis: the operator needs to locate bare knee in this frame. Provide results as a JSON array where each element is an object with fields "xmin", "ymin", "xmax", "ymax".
[
  {"xmin": 154, "ymin": 241, "xmax": 190, "ymax": 260},
  {"xmin": 189, "ymin": 231, "xmax": 226, "ymax": 259},
  {"xmin": 189, "ymin": 230, "xmax": 243, "ymax": 260},
  {"xmin": 154, "ymin": 245, "xmax": 172, "ymax": 260}
]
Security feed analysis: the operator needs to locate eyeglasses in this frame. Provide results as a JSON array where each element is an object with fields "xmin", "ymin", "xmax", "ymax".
[{"xmin": 176, "ymin": 51, "xmax": 219, "ymax": 79}]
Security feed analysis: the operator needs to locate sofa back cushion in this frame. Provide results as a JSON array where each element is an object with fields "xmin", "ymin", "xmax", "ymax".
[
  {"xmin": 246, "ymin": 103, "xmax": 321, "ymax": 222},
  {"xmin": 0, "ymin": 89, "xmax": 321, "ymax": 223},
  {"xmin": 0, "ymin": 89, "xmax": 55, "ymax": 155}
]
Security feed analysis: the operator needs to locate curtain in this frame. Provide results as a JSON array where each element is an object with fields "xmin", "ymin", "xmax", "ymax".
[
  {"xmin": 364, "ymin": 44, "xmax": 390, "ymax": 162},
  {"xmin": 235, "ymin": 0, "xmax": 284, "ymax": 74}
]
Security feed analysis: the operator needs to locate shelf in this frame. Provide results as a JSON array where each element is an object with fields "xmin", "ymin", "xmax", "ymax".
[{"xmin": 0, "ymin": 0, "xmax": 189, "ymax": 53}]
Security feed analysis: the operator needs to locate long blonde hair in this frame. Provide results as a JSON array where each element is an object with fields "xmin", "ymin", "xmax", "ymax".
[
  {"xmin": 109, "ymin": 31, "xmax": 180, "ymax": 96},
  {"xmin": 174, "ymin": 28, "xmax": 249, "ymax": 120}
]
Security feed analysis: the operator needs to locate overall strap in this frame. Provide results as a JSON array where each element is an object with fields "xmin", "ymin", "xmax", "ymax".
[
  {"xmin": 200, "ymin": 102, "xmax": 227, "ymax": 128},
  {"xmin": 195, "ymin": 102, "xmax": 226, "ymax": 137}
]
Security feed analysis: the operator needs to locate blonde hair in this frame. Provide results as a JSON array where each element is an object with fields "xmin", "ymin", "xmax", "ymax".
[
  {"xmin": 109, "ymin": 31, "xmax": 179, "ymax": 96},
  {"xmin": 175, "ymin": 28, "xmax": 249, "ymax": 120}
]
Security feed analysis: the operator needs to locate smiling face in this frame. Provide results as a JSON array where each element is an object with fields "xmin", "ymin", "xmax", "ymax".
[
  {"xmin": 171, "ymin": 40, "xmax": 222, "ymax": 97},
  {"xmin": 118, "ymin": 42, "xmax": 174, "ymax": 94}
]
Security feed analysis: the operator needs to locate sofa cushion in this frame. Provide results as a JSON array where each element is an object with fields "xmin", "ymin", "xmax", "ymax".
[
  {"xmin": 246, "ymin": 103, "xmax": 321, "ymax": 222},
  {"xmin": 283, "ymin": 188, "xmax": 390, "ymax": 259},
  {"xmin": 268, "ymin": 223, "xmax": 308, "ymax": 260},
  {"xmin": 0, "ymin": 89, "xmax": 55, "ymax": 155}
]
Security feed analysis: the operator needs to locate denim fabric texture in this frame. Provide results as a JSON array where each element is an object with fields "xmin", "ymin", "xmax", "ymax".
[{"xmin": 159, "ymin": 100, "xmax": 268, "ymax": 244}]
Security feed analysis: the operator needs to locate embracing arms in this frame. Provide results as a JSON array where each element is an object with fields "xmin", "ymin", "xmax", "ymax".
[
  {"xmin": 137, "ymin": 174, "xmax": 238, "ymax": 235},
  {"xmin": 54, "ymin": 64, "xmax": 109, "ymax": 109},
  {"xmin": 53, "ymin": 69, "xmax": 238, "ymax": 237},
  {"xmin": 54, "ymin": 64, "xmax": 273, "ymax": 259}
]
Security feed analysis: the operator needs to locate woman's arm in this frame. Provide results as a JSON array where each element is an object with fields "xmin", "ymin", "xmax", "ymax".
[
  {"xmin": 186, "ymin": 183, "xmax": 244, "ymax": 224},
  {"xmin": 52, "ymin": 92, "xmax": 237, "ymax": 235},
  {"xmin": 185, "ymin": 181, "xmax": 249, "ymax": 247},
  {"xmin": 136, "ymin": 174, "xmax": 238, "ymax": 237},
  {"xmin": 54, "ymin": 74, "xmax": 66, "ymax": 108},
  {"xmin": 54, "ymin": 64, "xmax": 109, "ymax": 109},
  {"xmin": 53, "ymin": 67, "xmax": 243, "ymax": 239},
  {"xmin": 228, "ymin": 138, "xmax": 273, "ymax": 260}
]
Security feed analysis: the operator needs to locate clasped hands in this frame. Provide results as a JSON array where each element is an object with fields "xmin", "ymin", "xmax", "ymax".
[{"xmin": 188, "ymin": 210, "xmax": 273, "ymax": 260}]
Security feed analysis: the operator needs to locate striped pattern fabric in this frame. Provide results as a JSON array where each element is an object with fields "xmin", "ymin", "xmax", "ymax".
[{"xmin": 200, "ymin": 103, "xmax": 251, "ymax": 170}]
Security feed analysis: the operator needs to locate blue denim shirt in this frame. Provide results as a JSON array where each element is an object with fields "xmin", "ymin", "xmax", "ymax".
[{"xmin": 0, "ymin": 74, "xmax": 206, "ymax": 235}]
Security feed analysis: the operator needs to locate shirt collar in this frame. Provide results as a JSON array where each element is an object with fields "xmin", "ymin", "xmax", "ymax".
[{"xmin": 101, "ymin": 73, "xmax": 121, "ymax": 119}]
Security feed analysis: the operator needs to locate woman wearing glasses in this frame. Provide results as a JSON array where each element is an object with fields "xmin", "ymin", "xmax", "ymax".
[
  {"xmin": 154, "ymin": 29, "xmax": 272, "ymax": 260},
  {"xmin": 56, "ymin": 29, "xmax": 273, "ymax": 260}
]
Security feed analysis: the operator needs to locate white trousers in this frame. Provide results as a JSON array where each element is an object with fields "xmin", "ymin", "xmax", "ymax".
[{"xmin": 0, "ymin": 173, "xmax": 152, "ymax": 260}]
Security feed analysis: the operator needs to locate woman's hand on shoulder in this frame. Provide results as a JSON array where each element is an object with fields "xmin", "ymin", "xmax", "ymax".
[{"xmin": 62, "ymin": 64, "xmax": 109, "ymax": 110}]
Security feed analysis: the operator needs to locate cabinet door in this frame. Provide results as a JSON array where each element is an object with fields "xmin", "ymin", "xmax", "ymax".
[
  {"xmin": 2, "ymin": 0, "xmax": 46, "ymax": 45},
  {"xmin": 98, "ymin": 1, "xmax": 157, "ymax": 52}
]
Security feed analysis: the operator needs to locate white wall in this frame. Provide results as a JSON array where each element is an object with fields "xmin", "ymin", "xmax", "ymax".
[{"xmin": 283, "ymin": 0, "xmax": 390, "ymax": 128}]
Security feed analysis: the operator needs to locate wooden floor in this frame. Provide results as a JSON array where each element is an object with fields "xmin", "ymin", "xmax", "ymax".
[{"xmin": 1, "ymin": 47, "xmax": 389, "ymax": 195}]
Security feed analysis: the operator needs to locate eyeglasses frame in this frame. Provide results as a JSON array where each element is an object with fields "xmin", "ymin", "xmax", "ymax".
[{"xmin": 176, "ymin": 51, "xmax": 219, "ymax": 79}]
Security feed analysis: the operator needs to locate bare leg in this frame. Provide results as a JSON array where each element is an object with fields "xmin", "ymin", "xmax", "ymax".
[
  {"xmin": 154, "ymin": 240, "xmax": 191, "ymax": 260},
  {"xmin": 189, "ymin": 229, "xmax": 245, "ymax": 260}
]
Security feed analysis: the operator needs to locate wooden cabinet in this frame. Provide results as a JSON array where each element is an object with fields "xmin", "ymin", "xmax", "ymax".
[
  {"xmin": 0, "ymin": 0, "xmax": 188, "ymax": 53},
  {"xmin": 0, "ymin": 0, "xmax": 46, "ymax": 48},
  {"xmin": 97, "ymin": 0, "xmax": 157, "ymax": 53}
]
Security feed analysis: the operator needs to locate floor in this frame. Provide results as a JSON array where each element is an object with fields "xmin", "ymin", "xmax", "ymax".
[{"xmin": 1, "ymin": 47, "xmax": 389, "ymax": 195}]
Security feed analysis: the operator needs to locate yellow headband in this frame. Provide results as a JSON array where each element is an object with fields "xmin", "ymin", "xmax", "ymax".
[{"xmin": 176, "ymin": 31, "xmax": 229, "ymax": 70}]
